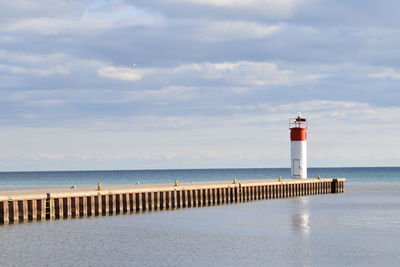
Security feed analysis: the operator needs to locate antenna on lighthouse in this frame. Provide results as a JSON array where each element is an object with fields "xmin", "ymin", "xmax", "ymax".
[{"xmin": 289, "ymin": 114, "xmax": 308, "ymax": 179}]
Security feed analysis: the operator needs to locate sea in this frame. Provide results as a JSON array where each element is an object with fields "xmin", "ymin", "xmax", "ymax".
[{"xmin": 0, "ymin": 167, "xmax": 399, "ymax": 267}]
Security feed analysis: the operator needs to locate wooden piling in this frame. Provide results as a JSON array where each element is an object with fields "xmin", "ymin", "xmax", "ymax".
[
  {"xmin": 152, "ymin": 192, "xmax": 158, "ymax": 210},
  {"xmin": 191, "ymin": 190, "xmax": 195, "ymax": 207},
  {"xmin": 30, "ymin": 200, "xmax": 36, "ymax": 221},
  {"xmin": 71, "ymin": 197, "xmax": 77, "ymax": 217},
  {"xmin": 0, "ymin": 178, "xmax": 345, "ymax": 225},
  {"xmin": 165, "ymin": 191, "xmax": 170, "ymax": 210},
  {"xmin": 170, "ymin": 190, "xmax": 174, "ymax": 209},
  {"xmin": 102, "ymin": 195, "xmax": 109, "ymax": 215},
  {"xmin": 1, "ymin": 201, "xmax": 8, "ymax": 224},
  {"xmin": 110, "ymin": 194, "xmax": 116, "ymax": 215},
  {"xmin": 160, "ymin": 191, "xmax": 166, "ymax": 210},
  {"xmin": 177, "ymin": 190, "xmax": 182, "ymax": 208},
  {"xmin": 115, "ymin": 194, "xmax": 122, "ymax": 214},
  {"xmin": 64, "ymin": 198, "xmax": 71, "ymax": 218}
]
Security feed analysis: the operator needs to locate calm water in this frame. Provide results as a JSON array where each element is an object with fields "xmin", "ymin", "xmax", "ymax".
[
  {"xmin": 0, "ymin": 167, "xmax": 398, "ymax": 190},
  {"xmin": 0, "ymin": 167, "xmax": 399, "ymax": 266}
]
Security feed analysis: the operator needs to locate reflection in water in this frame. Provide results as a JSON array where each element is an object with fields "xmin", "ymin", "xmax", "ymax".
[
  {"xmin": 291, "ymin": 197, "xmax": 312, "ymax": 266},
  {"xmin": 2, "ymin": 183, "xmax": 400, "ymax": 266},
  {"xmin": 292, "ymin": 198, "xmax": 310, "ymax": 238}
]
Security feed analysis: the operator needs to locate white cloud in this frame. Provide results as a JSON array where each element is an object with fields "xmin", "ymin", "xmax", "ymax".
[
  {"xmin": 2, "ymin": 0, "xmax": 400, "ymax": 170},
  {"xmin": 0, "ymin": 49, "xmax": 70, "ymax": 66},
  {"xmin": 0, "ymin": 64, "xmax": 69, "ymax": 76},
  {"xmin": 168, "ymin": 0, "xmax": 306, "ymax": 18},
  {"xmin": 96, "ymin": 60, "xmax": 323, "ymax": 85},
  {"xmin": 97, "ymin": 66, "xmax": 146, "ymax": 81},
  {"xmin": 0, "ymin": 49, "xmax": 104, "ymax": 68},
  {"xmin": 17, "ymin": 153, "xmax": 122, "ymax": 162},
  {"xmin": 294, "ymin": 63, "xmax": 400, "ymax": 81},
  {"xmin": 0, "ymin": 50, "xmax": 70, "ymax": 76},
  {"xmin": 231, "ymin": 100, "xmax": 400, "ymax": 125},
  {"xmin": 85, "ymin": 99, "xmax": 400, "ymax": 132},
  {"xmin": 369, "ymin": 68, "xmax": 400, "ymax": 79},
  {"xmin": 20, "ymin": 114, "xmax": 39, "ymax": 120},
  {"xmin": 270, "ymin": 100, "xmax": 371, "ymax": 112},
  {"xmin": 126, "ymin": 86, "xmax": 196, "ymax": 100},
  {"xmin": 0, "ymin": 151, "xmax": 259, "ymax": 165},
  {"xmin": 172, "ymin": 61, "xmax": 324, "ymax": 85},
  {"xmin": 0, "ymin": 49, "xmax": 106, "ymax": 80},
  {"xmin": 1, "ymin": 3, "xmax": 163, "ymax": 34},
  {"xmin": 30, "ymin": 99, "xmax": 66, "ymax": 106},
  {"xmin": 1, "ymin": 95, "xmax": 399, "ymax": 171},
  {"xmin": 199, "ymin": 21, "xmax": 283, "ymax": 42},
  {"xmin": 93, "ymin": 115, "xmax": 193, "ymax": 129},
  {"xmin": 0, "ymin": 0, "xmax": 87, "ymax": 20}
]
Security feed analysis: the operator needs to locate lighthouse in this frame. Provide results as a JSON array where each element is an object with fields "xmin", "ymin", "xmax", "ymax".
[{"xmin": 289, "ymin": 113, "xmax": 308, "ymax": 179}]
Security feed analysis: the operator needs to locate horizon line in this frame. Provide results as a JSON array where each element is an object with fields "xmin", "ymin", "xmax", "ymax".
[{"xmin": 1, "ymin": 165, "xmax": 399, "ymax": 173}]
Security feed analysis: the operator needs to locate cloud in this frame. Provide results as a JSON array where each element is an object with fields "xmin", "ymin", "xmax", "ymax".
[
  {"xmin": 77, "ymin": 99, "xmax": 400, "ymax": 132},
  {"xmin": 268, "ymin": 100, "xmax": 371, "ymax": 113},
  {"xmin": 92, "ymin": 115, "xmax": 203, "ymax": 130},
  {"xmin": 1, "ymin": 2, "xmax": 163, "ymax": 34},
  {"xmin": 95, "ymin": 60, "xmax": 323, "ymax": 86},
  {"xmin": 97, "ymin": 66, "xmax": 146, "ymax": 81},
  {"xmin": 126, "ymin": 86, "xmax": 196, "ymax": 101},
  {"xmin": 146, "ymin": 0, "xmax": 307, "ymax": 19},
  {"xmin": 170, "ymin": 0, "xmax": 299, "ymax": 8},
  {"xmin": 0, "ymin": 49, "xmax": 106, "ymax": 82},
  {"xmin": 230, "ymin": 100, "xmax": 400, "ymax": 125},
  {"xmin": 1, "ymin": 0, "xmax": 400, "ymax": 170},
  {"xmin": 369, "ymin": 68, "xmax": 400, "ymax": 79},
  {"xmin": 198, "ymin": 21, "xmax": 283, "ymax": 42},
  {"xmin": 0, "ymin": 151, "xmax": 259, "ymax": 166},
  {"xmin": 10, "ymin": 153, "xmax": 122, "ymax": 162},
  {"xmin": 168, "ymin": 61, "xmax": 323, "ymax": 86},
  {"xmin": 0, "ymin": 64, "xmax": 69, "ymax": 76},
  {"xmin": 0, "ymin": 49, "xmax": 68, "ymax": 66},
  {"xmin": 0, "ymin": 0, "xmax": 88, "ymax": 20}
]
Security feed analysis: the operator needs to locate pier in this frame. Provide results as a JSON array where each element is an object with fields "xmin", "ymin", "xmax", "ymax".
[{"xmin": 0, "ymin": 178, "xmax": 345, "ymax": 225}]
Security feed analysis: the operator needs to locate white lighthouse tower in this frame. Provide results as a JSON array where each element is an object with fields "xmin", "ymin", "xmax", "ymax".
[{"xmin": 289, "ymin": 113, "xmax": 308, "ymax": 179}]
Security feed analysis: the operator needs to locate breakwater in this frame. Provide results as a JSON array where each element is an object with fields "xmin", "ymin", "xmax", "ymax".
[{"xmin": 0, "ymin": 178, "xmax": 345, "ymax": 224}]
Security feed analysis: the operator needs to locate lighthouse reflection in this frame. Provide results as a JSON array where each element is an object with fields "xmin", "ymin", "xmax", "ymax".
[{"xmin": 292, "ymin": 197, "xmax": 310, "ymax": 238}]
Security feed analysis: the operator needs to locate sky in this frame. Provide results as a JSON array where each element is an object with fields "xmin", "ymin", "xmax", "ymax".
[{"xmin": 0, "ymin": 0, "xmax": 399, "ymax": 171}]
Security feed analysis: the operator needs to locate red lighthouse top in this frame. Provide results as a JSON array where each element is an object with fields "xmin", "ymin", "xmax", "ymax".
[{"xmin": 289, "ymin": 114, "xmax": 308, "ymax": 141}]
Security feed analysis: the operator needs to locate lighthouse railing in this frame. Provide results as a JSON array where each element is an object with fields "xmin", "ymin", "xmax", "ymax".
[{"xmin": 289, "ymin": 117, "xmax": 308, "ymax": 129}]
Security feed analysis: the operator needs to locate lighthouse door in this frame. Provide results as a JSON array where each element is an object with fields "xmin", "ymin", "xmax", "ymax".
[{"xmin": 293, "ymin": 159, "xmax": 301, "ymax": 176}]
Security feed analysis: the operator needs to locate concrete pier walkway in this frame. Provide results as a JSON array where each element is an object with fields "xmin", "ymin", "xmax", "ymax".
[{"xmin": 0, "ymin": 178, "xmax": 345, "ymax": 225}]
